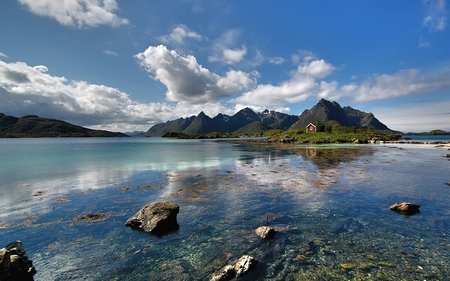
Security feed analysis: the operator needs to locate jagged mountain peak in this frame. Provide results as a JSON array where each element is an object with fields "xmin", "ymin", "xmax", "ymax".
[
  {"xmin": 144, "ymin": 99, "xmax": 390, "ymax": 136},
  {"xmin": 289, "ymin": 99, "xmax": 389, "ymax": 130}
]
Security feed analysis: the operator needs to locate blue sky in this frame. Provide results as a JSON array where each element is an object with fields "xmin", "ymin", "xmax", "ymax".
[{"xmin": 0, "ymin": 0, "xmax": 449, "ymax": 132}]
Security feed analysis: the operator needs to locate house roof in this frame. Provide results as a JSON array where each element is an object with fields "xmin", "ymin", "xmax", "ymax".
[{"xmin": 306, "ymin": 123, "xmax": 316, "ymax": 128}]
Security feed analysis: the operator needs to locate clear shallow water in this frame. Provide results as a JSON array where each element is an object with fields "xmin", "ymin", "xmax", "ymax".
[{"xmin": 0, "ymin": 138, "xmax": 449, "ymax": 280}]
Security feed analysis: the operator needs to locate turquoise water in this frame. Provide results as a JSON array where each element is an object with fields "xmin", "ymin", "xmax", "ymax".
[{"xmin": 0, "ymin": 138, "xmax": 449, "ymax": 280}]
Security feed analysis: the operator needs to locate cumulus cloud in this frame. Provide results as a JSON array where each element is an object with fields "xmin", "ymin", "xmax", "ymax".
[
  {"xmin": 0, "ymin": 56, "xmax": 257, "ymax": 132},
  {"xmin": 208, "ymin": 29, "xmax": 248, "ymax": 64},
  {"xmin": 159, "ymin": 24, "xmax": 204, "ymax": 45},
  {"xmin": 135, "ymin": 45, "xmax": 256, "ymax": 104},
  {"xmin": 232, "ymin": 49, "xmax": 450, "ymax": 110},
  {"xmin": 423, "ymin": 0, "xmax": 448, "ymax": 32},
  {"xmin": 233, "ymin": 57, "xmax": 335, "ymax": 106},
  {"xmin": 0, "ymin": 60, "xmax": 180, "ymax": 131},
  {"xmin": 17, "ymin": 0, "xmax": 129, "ymax": 28}
]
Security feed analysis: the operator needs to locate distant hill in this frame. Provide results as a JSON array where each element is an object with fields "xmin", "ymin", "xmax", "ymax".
[
  {"xmin": 289, "ymin": 99, "xmax": 390, "ymax": 131},
  {"xmin": 124, "ymin": 131, "xmax": 146, "ymax": 137},
  {"xmin": 0, "ymin": 113, "xmax": 127, "ymax": 138},
  {"xmin": 144, "ymin": 99, "xmax": 391, "ymax": 137}
]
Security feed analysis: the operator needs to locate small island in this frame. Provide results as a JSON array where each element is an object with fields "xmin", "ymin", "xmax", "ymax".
[{"xmin": 0, "ymin": 113, "xmax": 128, "ymax": 138}]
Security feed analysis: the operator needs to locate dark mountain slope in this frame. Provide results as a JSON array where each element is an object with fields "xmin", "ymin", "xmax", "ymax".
[
  {"xmin": 289, "ymin": 99, "xmax": 390, "ymax": 130},
  {"xmin": 259, "ymin": 110, "xmax": 300, "ymax": 130},
  {"xmin": 0, "ymin": 113, "xmax": 127, "ymax": 137},
  {"xmin": 145, "ymin": 116, "xmax": 196, "ymax": 137}
]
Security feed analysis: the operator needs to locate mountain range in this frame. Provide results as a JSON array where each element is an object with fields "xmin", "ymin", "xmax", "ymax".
[
  {"xmin": 145, "ymin": 99, "xmax": 390, "ymax": 137},
  {"xmin": 0, "ymin": 113, "xmax": 127, "ymax": 138}
]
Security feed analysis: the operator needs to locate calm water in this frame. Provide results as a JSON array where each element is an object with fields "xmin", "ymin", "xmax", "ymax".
[
  {"xmin": 0, "ymin": 138, "xmax": 449, "ymax": 280},
  {"xmin": 402, "ymin": 134, "xmax": 450, "ymax": 142}
]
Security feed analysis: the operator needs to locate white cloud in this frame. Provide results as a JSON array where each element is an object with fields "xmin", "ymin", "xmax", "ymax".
[
  {"xmin": 423, "ymin": 0, "xmax": 448, "ymax": 32},
  {"xmin": 135, "ymin": 45, "xmax": 256, "ymax": 104},
  {"xmin": 0, "ymin": 60, "xmax": 180, "ymax": 131},
  {"xmin": 103, "ymin": 49, "xmax": 118, "ymax": 56},
  {"xmin": 33, "ymin": 65, "xmax": 48, "ymax": 73},
  {"xmin": 208, "ymin": 29, "xmax": 248, "ymax": 65},
  {"xmin": 0, "ymin": 52, "xmax": 8, "ymax": 58},
  {"xmin": 296, "ymin": 59, "xmax": 335, "ymax": 79},
  {"xmin": 339, "ymin": 68, "xmax": 450, "ymax": 102},
  {"xmin": 0, "ymin": 56, "xmax": 257, "ymax": 132},
  {"xmin": 268, "ymin": 56, "xmax": 285, "ymax": 65},
  {"xmin": 159, "ymin": 24, "xmax": 204, "ymax": 45},
  {"xmin": 233, "ymin": 58, "xmax": 336, "ymax": 107},
  {"xmin": 249, "ymin": 50, "xmax": 285, "ymax": 67},
  {"xmin": 17, "ymin": 0, "xmax": 129, "ymax": 28},
  {"xmin": 222, "ymin": 46, "xmax": 247, "ymax": 64}
]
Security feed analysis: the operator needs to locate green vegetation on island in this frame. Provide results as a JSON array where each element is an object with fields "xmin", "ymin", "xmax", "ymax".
[
  {"xmin": 162, "ymin": 120, "xmax": 401, "ymax": 143},
  {"xmin": 265, "ymin": 121, "xmax": 399, "ymax": 143}
]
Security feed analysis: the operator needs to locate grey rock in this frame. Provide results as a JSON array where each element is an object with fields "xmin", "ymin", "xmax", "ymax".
[
  {"xmin": 255, "ymin": 226, "xmax": 276, "ymax": 240},
  {"xmin": 210, "ymin": 255, "xmax": 258, "ymax": 281},
  {"xmin": 234, "ymin": 255, "xmax": 258, "ymax": 277},
  {"xmin": 125, "ymin": 202, "xmax": 179, "ymax": 235}
]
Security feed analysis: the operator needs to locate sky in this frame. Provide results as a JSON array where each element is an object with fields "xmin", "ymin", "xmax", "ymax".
[{"xmin": 0, "ymin": 0, "xmax": 449, "ymax": 133}]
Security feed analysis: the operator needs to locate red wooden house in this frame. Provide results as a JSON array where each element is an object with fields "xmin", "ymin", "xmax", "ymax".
[{"xmin": 306, "ymin": 123, "xmax": 316, "ymax": 133}]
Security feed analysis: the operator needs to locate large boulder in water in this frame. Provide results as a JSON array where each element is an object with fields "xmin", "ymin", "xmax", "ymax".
[
  {"xmin": 255, "ymin": 226, "xmax": 276, "ymax": 240},
  {"xmin": 0, "ymin": 241, "xmax": 36, "ymax": 281},
  {"xmin": 389, "ymin": 202, "xmax": 420, "ymax": 215},
  {"xmin": 125, "ymin": 202, "xmax": 179, "ymax": 235},
  {"xmin": 234, "ymin": 255, "xmax": 258, "ymax": 277}
]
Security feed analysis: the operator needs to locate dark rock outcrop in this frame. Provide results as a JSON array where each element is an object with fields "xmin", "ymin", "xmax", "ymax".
[
  {"xmin": 389, "ymin": 202, "xmax": 421, "ymax": 215},
  {"xmin": 125, "ymin": 202, "xmax": 179, "ymax": 235},
  {"xmin": 0, "ymin": 241, "xmax": 36, "ymax": 281},
  {"xmin": 255, "ymin": 226, "xmax": 276, "ymax": 240},
  {"xmin": 210, "ymin": 255, "xmax": 258, "ymax": 281}
]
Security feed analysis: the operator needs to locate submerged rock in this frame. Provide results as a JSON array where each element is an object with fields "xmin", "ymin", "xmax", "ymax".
[
  {"xmin": 210, "ymin": 255, "xmax": 258, "ymax": 281},
  {"xmin": 234, "ymin": 255, "xmax": 258, "ymax": 277},
  {"xmin": 73, "ymin": 212, "xmax": 110, "ymax": 222},
  {"xmin": 0, "ymin": 241, "xmax": 36, "ymax": 281},
  {"xmin": 125, "ymin": 202, "xmax": 179, "ymax": 235},
  {"xmin": 331, "ymin": 218, "xmax": 364, "ymax": 234},
  {"xmin": 255, "ymin": 226, "xmax": 276, "ymax": 240},
  {"xmin": 210, "ymin": 264, "xmax": 236, "ymax": 281},
  {"xmin": 389, "ymin": 202, "xmax": 420, "ymax": 215}
]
